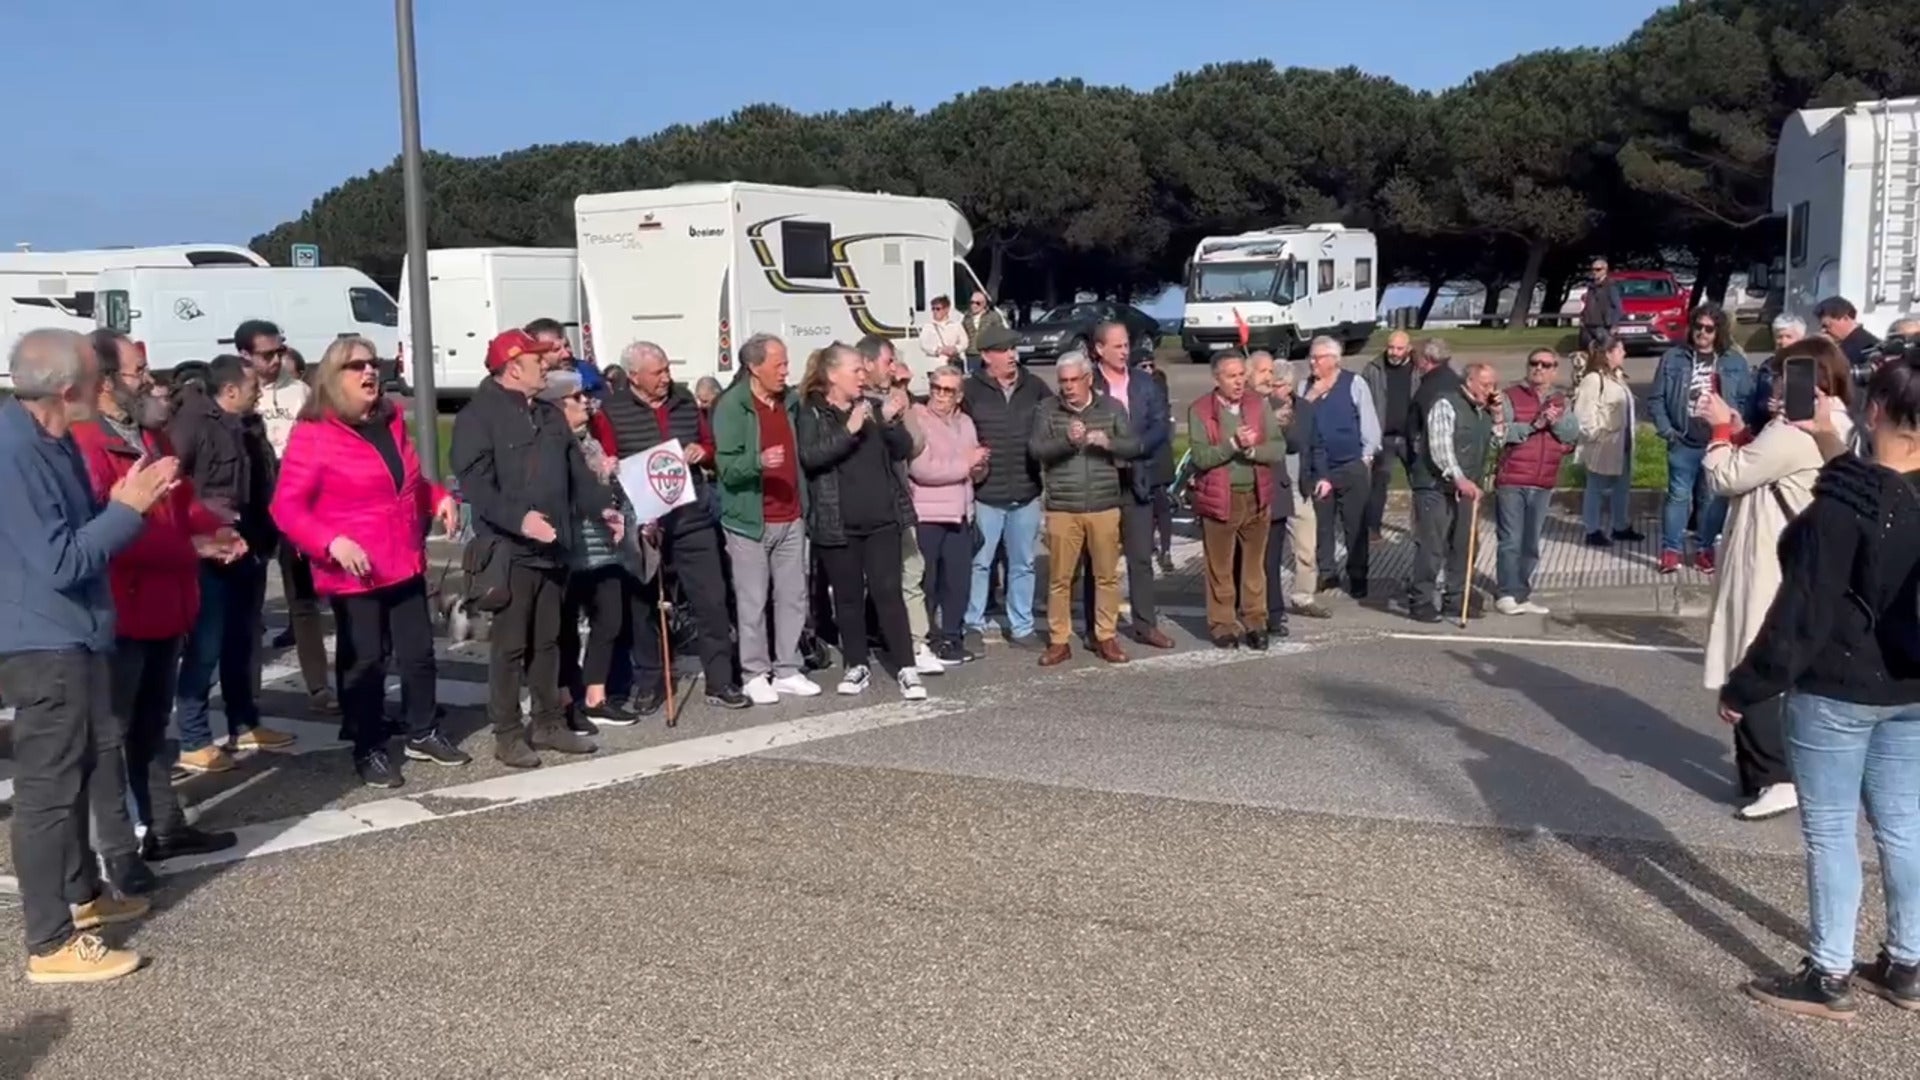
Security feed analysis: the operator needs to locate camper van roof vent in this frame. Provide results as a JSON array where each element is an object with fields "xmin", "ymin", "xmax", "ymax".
[{"xmin": 1305, "ymin": 223, "xmax": 1346, "ymax": 231}]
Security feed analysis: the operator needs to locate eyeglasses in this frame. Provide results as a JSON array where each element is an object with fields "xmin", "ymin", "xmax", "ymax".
[
  {"xmin": 1527, "ymin": 360, "xmax": 1558, "ymax": 370},
  {"xmin": 930, "ymin": 384, "xmax": 961, "ymax": 395}
]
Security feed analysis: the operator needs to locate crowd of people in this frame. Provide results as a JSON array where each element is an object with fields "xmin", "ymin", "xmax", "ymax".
[{"xmin": 3, "ymin": 284, "xmax": 1919, "ymax": 1018}]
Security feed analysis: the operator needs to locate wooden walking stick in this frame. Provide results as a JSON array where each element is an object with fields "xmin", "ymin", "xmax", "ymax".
[
  {"xmin": 658, "ymin": 588, "xmax": 679, "ymax": 728},
  {"xmin": 1458, "ymin": 492, "xmax": 1482, "ymax": 629}
]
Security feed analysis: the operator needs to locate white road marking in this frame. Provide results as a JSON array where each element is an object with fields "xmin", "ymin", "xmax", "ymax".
[
  {"xmin": 1383, "ymin": 632, "xmax": 1705, "ymax": 656},
  {"xmin": 0, "ymin": 638, "xmax": 1334, "ymax": 890}
]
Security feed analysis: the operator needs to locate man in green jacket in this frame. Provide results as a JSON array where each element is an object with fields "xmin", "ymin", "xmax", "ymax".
[
  {"xmin": 1028, "ymin": 352, "xmax": 1140, "ymax": 666},
  {"xmin": 713, "ymin": 333, "xmax": 816, "ymax": 705},
  {"xmin": 1187, "ymin": 351, "xmax": 1288, "ymax": 649}
]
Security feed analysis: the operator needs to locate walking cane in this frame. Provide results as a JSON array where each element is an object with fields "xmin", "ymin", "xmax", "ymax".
[
  {"xmin": 1458, "ymin": 492, "xmax": 1482, "ymax": 630},
  {"xmin": 657, "ymin": 593, "xmax": 678, "ymax": 728}
]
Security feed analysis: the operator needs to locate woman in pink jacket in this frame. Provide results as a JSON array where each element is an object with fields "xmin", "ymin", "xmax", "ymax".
[
  {"xmin": 908, "ymin": 364, "xmax": 989, "ymax": 664},
  {"xmin": 271, "ymin": 335, "xmax": 465, "ymax": 789}
]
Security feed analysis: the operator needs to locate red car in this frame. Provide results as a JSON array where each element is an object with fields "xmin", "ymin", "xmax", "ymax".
[{"xmin": 1603, "ymin": 269, "xmax": 1691, "ymax": 355}]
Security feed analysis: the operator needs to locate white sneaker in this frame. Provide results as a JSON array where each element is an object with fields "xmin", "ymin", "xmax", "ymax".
[
  {"xmin": 898, "ymin": 669, "xmax": 927, "ymax": 701},
  {"xmin": 770, "ymin": 673, "xmax": 821, "ymax": 698},
  {"xmin": 914, "ymin": 643, "xmax": 947, "ymax": 676},
  {"xmin": 1521, "ymin": 600, "xmax": 1551, "ymax": 616},
  {"xmin": 1736, "ymin": 783, "xmax": 1799, "ymax": 821},
  {"xmin": 1495, "ymin": 596, "xmax": 1525, "ymax": 616},
  {"xmin": 743, "ymin": 674, "xmax": 780, "ymax": 706},
  {"xmin": 837, "ymin": 665, "xmax": 871, "ymax": 696}
]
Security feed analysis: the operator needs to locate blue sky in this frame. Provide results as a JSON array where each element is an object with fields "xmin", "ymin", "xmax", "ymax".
[{"xmin": 2, "ymin": 0, "xmax": 1664, "ymax": 254}]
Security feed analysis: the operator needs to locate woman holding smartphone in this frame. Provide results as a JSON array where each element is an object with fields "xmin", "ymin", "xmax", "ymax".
[{"xmin": 1694, "ymin": 339, "xmax": 1853, "ymax": 822}]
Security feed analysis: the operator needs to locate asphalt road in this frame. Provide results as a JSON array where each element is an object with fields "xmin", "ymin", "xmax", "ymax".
[{"xmin": 3, "ymin": 608, "xmax": 1913, "ymax": 1077}]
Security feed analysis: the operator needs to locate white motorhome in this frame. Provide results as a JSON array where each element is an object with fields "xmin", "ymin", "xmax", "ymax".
[
  {"xmin": 92, "ymin": 266, "xmax": 400, "ymax": 380},
  {"xmin": 1180, "ymin": 224, "xmax": 1378, "ymax": 361},
  {"xmin": 1, "ymin": 243, "xmax": 267, "ymax": 383},
  {"xmin": 397, "ymin": 247, "xmax": 577, "ymax": 400},
  {"xmin": 1772, "ymin": 97, "xmax": 1920, "ymax": 337},
  {"xmin": 575, "ymin": 182, "xmax": 981, "ymax": 387}
]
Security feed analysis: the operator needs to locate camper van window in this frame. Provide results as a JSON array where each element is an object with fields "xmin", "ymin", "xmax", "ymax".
[
  {"xmin": 913, "ymin": 260, "xmax": 927, "ymax": 311},
  {"xmin": 1317, "ymin": 260, "xmax": 1335, "ymax": 294},
  {"xmin": 1789, "ymin": 201, "xmax": 1810, "ymax": 268},
  {"xmin": 185, "ymin": 251, "xmax": 259, "ymax": 267},
  {"xmin": 1190, "ymin": 264, "xmax": 1285, "ymax": 304},
  {"xmin": 780, "ymin": 220, "xmax": 835, "ymax": 280},
  {"xmin": 349, "ymin": 287, "xmax": 399, "ymax": 327},
  {"xmin": 102, "ymin": 290, "xmax": 131, "ymax": 333},
  {"xmin": 1354, "ymin": 258, "xmax": 1373, "ymax": 293}
]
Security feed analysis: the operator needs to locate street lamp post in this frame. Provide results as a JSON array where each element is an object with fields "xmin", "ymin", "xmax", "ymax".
[{"xmin": 395, "ymin": 0, "xmax": 440, "ymax": 480}]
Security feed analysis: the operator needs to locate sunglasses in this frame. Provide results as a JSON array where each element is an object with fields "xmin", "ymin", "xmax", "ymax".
[
  {"xmin": 931, "ymin": 383, "xmax": 962, "ymax": 395},
  {"xmin": 342, "ymin": 359, "xmax": 376, "ymax": 373},
  {"xmin": 1692, "ymin": 323, "xmax": 1717, "ymax": 333},
  {"xmin": 1527, "ymin": 359, "xmax": 1558, "ymax": 369}
]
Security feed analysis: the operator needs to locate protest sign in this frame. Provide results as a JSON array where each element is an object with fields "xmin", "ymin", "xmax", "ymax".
[{"xmin": 617, "ymin": 439, "xmax": 699, "ymax": 525}]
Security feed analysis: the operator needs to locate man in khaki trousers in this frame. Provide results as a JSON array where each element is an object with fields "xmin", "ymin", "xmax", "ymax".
[{"xmin": 1188, "ymin": 352, "xmax": 1286, "ymax": 649}]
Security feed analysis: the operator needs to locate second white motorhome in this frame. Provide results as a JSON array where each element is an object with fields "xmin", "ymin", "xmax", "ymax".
[
  {"xmin": 1773, "ymin": 97, "xmax": 1920, "ymax": 337},
  {"xmin": 1180, "ymin": 225, "xmax": 1378, "ymax": 361},
  {"xmin": 397, "ymin": 247, "xmax": 578, "ymax": 400},
  {"xmin": 575, "ymin": 182, "xmax": 982, "ymax": 387}
]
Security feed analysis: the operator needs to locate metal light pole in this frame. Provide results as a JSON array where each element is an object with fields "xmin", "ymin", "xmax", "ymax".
[{"xmin": 395, "ymin": 0, "xmax": 440, "ymax": 480}]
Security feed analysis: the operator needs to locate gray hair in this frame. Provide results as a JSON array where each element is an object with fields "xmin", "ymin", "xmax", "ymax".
[
  {"xmin": 1210, "ymin": 350, "xmax": 1247, "ymax": 375},
  {"xmin": 1462, "ymin": 361, "xmax": 1495, "ymax": 381},
  {"xmin": 694, "ymin": 375, "xmax": 723, "ymax": 396},
  {"xmin": 8, "ymin": 328, "xmax": 89, "ymax": 401},
  {"xmin": 1421, "ymin": 337, "xmax": 1453, "ymax": 364},
  {"xmin": 1771, "ymin": 313, "xmax": 1808, "ymax": 339},
  {"xmin": 1307, "ymin": 335, "xmax": 1343, "ymax": 358},
  {"xmin": 1056, "ymin": 351, "xmax": 1092, "ymax": 378},
  {"xmin": 537, "ymin": 367, "xmax": 584, "ymax": 402},
  {"xmin": 1890, "ymin": 316, "xmax": 1920, "ymax": 339},
  {"xmin": 619, "ymin": 340, "xmax": 669, "ymax": 371},
  {"xmin": 738, "ymin": 332, "xmax": 783, "ymax": 370},
  {"xmin": 929, "ymin": 363, "xmax": 965, "ymax": 385},
  {"xmin": 1272, "ymin": 360, "xmax": 1301, "ymax": 389}
]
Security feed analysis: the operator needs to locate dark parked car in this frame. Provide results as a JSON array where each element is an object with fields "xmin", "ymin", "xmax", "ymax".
[{"xmin": 1014, "ymin": 301, "xmax": 1162, "ymax": 364}]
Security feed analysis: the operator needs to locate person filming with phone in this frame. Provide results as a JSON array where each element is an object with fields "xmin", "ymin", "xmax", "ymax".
[
  {"xmin": 1692, "ymin": 338, "xmax": 1854, "ymax": 824},
  {"xmin": 1716, "ymin": 339, "xmax": 1920, "ymax": 1021}
]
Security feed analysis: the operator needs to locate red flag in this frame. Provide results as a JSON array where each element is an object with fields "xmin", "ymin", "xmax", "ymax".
[{"xmin": 1232, "ymin": 307, "xmax": 1251, "ymax": 349}]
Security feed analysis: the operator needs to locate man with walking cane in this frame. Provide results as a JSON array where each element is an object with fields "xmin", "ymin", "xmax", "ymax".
[{"xmin": 1405, "ymin": 362, "xmax": 1504, "ymax": 625}]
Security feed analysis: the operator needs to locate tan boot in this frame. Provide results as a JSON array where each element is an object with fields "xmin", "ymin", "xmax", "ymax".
[
  {"xmin": 25, "ymin": 933, "xmax": 142, "ymax": 985},
  {"xmin": 72, "ymin": 893, "xmax": 150, "ymax": 931},
  {"xmin": 232, "ymin": 725, "xmax": 297, "ymax": 751},
  {"xmin": 176, "ymin": 745, "xmax": 235, "ymax": 774}
]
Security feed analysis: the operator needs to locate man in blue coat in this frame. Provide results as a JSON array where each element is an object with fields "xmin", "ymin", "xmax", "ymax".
[
  {"xmin": 0, "ymin": 328, "xmax": 179, "ymax": 984},
  {"xmin": 1083, "ymin": 320, "xmax": 1175, "ymax": 649}
]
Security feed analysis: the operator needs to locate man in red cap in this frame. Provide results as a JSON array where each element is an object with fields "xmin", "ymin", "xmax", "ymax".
[{"xmin": 451, "ymin": 329, "xmax": 621, "ymax": 768}]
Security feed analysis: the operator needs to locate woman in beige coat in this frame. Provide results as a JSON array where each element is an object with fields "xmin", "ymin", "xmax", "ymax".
[
  {"xmin": 1696, "ymin": 338, "xmax": 1855, "ymax": 821},
  {"xmin": 1573, "ymin": 332, "xmax": 1643, "ymax": 546}
]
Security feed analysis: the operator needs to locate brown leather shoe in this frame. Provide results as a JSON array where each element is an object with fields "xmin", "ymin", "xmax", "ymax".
[
  {"xmin": 1094, "ymin": 638, "xmax": 1130, "ymax": 664},
  {"xmin": 1133, "ymin": 626, "xmax": 1175, "ymax": 650},
  {"xmin": 1038, "ymin": 643, "xmax": 1072, "ymax": 667}
]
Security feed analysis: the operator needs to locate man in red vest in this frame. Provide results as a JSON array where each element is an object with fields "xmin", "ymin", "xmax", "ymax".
[
  {"xmin": 1186, "ymin": 351, "xmax": 1287, "ymax": 649},
  {"xmin": 1493, "ymin": 349, "xmax": 1582, "ymax": 615}
]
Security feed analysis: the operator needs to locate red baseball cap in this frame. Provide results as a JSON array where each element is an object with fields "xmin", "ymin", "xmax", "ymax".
[{"xmin": 484, "ymin": 329, "xmax": 558, "ymax": 374}]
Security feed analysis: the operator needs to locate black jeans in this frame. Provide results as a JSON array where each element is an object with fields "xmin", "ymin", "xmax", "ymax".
[
  {"xmin": 560, "ymin": 564, "xmax": 629, "ymax": 695},
  {"xmin": 1149, "ymin": 484, "xmax": 1173, "ymax": 559},
  {"xmin": 1735, "ymin": 693, "xmax": 1792, "ymax": 796},
  {"xmin": 1262, "ymin": 518, "xmax": 1293, "ymax": 631},
  {"xmin": 916, "ymin": 521, "xmax": 972, "ymax": 644},
  {"xmin": 98, "ymin": 637, "xmax": 188, "ymax": 854},
  {"xmin": 488, "ymin": 561, "xmax": 567, "ymax": 735},
  {"xmin": 641, "ymin": 525, "xmax": 736, "ymax": 690},
  {"xmin": 1408, "ymin": 486, "xmax": 1474, "ymax": 614},
  {"xmin": 817, "ymin": 526, "xmax": 913, "ymax": 672},
  {"xmin": 1364, "ymin": 435, "xmax": 1406, "ymax": 536},
  {"xmin": 1315, "ymin": 459, "xmax": 1373, "ymax": 592},
  {"xmin": 333, "ymin": 576, "xmax": 439, "ymax": 754},
  {"xmin": 1081, "ymin": 492, "xmax": 1158, "ymax": 635},
  {"xmin": 0, "ymin": 649, "xmax": 119, "ymax": 955}
]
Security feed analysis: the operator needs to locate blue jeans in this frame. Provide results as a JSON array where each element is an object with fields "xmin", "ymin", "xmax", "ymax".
[
  {"xmin": 1582, "ymin": 469, "xmax": 1631, "ymax": 534},
  {"xmin": 1787, "ymin": 693, "xmax": 1920, "ymax": 975},
  {"xmin": 174, "ymin": 558, "xmax": 268, "ymax": 753},
  {"xmin": 966, "ymin": 498, "xmax": 1042, "ymax": 638},
  {"xmin": 1494, "ymin": 487, "xmax": 1550, "ymax": 602},
  {"xmin": 1660, "ymin": 443, "xmax": 1726, "ymax": 555}
]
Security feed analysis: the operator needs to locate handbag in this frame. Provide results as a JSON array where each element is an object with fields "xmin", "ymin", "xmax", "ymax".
[{"xmin": 461, "ymin": 534, "xmax": 512, "ymax": 613}]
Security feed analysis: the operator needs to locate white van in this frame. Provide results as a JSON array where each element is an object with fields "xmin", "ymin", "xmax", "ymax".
[
  {"xmin": 93, "ymin": 266, "xmax": 401, "ymax": 381},
  {"xmin": 397, "ymin": 247, "xmax": 577, "ymax": 400},
  {"xmin": 575, "ymin": 182, "xmax": 981, "ymax": 388},
  {"xmin": 1, "ymin": 244, "xmax": 267, "ymax": 387},
  {"xmin": 1180, "ymin": 224, "xmax": 1378, "ymax": 361}
]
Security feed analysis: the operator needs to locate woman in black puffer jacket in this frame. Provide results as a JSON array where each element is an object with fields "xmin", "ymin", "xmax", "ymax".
[
  {"xmin": 796, "ymin": 343, "xmax": 924, "ymax": 702},
  {"xmin": 1721, "ymin": 347, "xmax": 1920, "ymax": 1021}
]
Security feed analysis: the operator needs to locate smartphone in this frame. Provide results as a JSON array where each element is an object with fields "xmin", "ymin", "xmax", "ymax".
[{"xmin": 1783, "ymin": 356, "xmax": 1817, "ymax": 422}]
